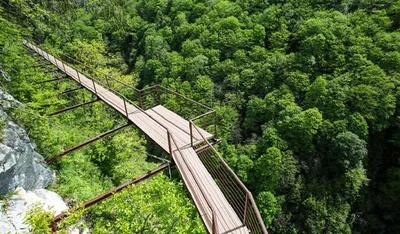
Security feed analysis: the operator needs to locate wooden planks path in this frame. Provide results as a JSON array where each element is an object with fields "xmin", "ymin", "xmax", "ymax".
[
  {"xmin": 26, "ymin": 42, "xmax": 249, "ymax": 234},
  {"xmin": 173, "ymin": 147, "xmax": 249, "ymax": 234}
]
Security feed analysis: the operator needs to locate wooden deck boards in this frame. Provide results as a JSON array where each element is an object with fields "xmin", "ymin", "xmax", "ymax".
[
  {"xmin": 174, "ymin": 148, "xmax": 248, "ymax": 234},
  {"xmin": 26, "ymin": 42, "xmax": 249, "ymax": 234}
]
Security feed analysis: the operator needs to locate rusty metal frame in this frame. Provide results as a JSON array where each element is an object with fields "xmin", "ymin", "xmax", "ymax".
[
  {"xmin": 41, "ymin": 67, "xmax": 59, "ymax": 72},
  {"xmin": 50, "ymin": 162, "xmax": 170, "ymax": 232},
  {"xmin": 32, "ymin": 63, "xmax": 56, "ymax": 68},
  {"xmin": 25, "ymin": 41, "xmax": 268, "ymax": 233},
  {"xmin": 47, "ymin": 98, "xmax": 99, "ymax": 116},
  {"xmin": 36, "ymin": 76, "xmax": 67, "ymax": 84},
  {"xmin": 60, "ymin": 86, "xmax": 84, "ymax": 95},
  {"xmin": 46, "ymin": 123, "xmax": 130, "ymax": 164}
]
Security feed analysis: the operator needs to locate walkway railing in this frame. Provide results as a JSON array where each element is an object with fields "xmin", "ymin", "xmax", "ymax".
[
  {"xmin": 28, "ymin": 41, "xmax": 221, "ymax": 232},
  {"xmin": 190, "ymin": 121, "xmax": 268, "ymax": 234},
  {"xmin": 32, "ymin": 43, "xmax": 217, "ymax": 140},
  {"xmin": 169, "ymin": 133, "xmax": 219, "ymax": 233},
  {"xmin": 26, "ymin": 40, "xmax": 267, "ymax": 233},
  {"xmin": 27, "ymin": 42, "xmax": 175, "ymax": 157}
]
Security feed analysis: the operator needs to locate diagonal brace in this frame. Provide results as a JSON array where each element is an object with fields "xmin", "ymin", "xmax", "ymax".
[
  {"xmin": 50, "ymin": 162, "xmax": 171, "ymax": 231},
  {"xmin": 46, "ymin": 123, "xmax": 130, "ymax": 164},
  {"xmin": 48, "ymin": 98, "xmax": 99, "ymax": 116}
]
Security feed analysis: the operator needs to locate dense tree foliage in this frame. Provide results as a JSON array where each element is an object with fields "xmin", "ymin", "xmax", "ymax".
[{"xmin": 1, "ymin": 0, "xmax": 400, "ymax": 233}]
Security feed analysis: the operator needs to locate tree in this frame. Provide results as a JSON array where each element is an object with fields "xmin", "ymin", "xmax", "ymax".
[
  {"xmin": 214, "ymin": 105, "xmax": 239, "ymax": 140},
  {"xmin": 244, "ymin": 97, "xmax": 266, "ymax": 133},
  {"xmin": 254, "ymin": 147, "xmax": 282, "ymax": 192},
  {"xmin": 304, "ymin": 76, "xmax": 327, "ymax": 109},
  {"xmin": 256, "ymin": 191, "xmax": 281, "ymax": 228},
  {"xmin": 278, "ymin": 107, "xmax": 323, "ymax": 153},
  {"xmin": 332, "ymin": 131, "xmax": 367, "ymax": 171}
]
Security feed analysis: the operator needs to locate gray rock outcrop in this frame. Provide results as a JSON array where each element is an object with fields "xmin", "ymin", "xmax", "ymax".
[
  {"xmin": 0, "ymin": 88, "xmax": 55, "ymax": 195},
  {"xmin": 0, "ymin": 83, "xmax": 87, "ymax": 233}
]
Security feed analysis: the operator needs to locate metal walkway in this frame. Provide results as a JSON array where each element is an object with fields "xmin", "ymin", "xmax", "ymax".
[{"xmin": 25, "ymin": 42, "xmax": 267, "ymax": 234}]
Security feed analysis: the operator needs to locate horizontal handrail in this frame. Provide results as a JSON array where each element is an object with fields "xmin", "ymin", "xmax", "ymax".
[
  {"xmin": 27, "ymin": 39, "xmax": 216, "ymax": 135},
  {"xmin": 190, "ymin": 110, "xmax": 215, "ymax": 122},
  {"xmin": 156, "ymin": 85, "xmax": 214, "ymax": 111},
  {"xmin": 27, "ymin": 38, "xmax": 140, "ymax": 92},
  {"xmin": 190, "ymin": 121, "xmax": 249, "ymax": 193},
  {"xmin": 42, "ymin": 45, "xmax": 213, "ymax": 113},
  {"xmin": 60, "ymin": 53, "xmax": 140, "ymax": 91},
  {"xmin": 190, "ymin": 120, "xmax": 268, "ymax": 234},
  {"xmin": 140, "ymin": 84, "xmax": 160, "ymax": 91},
  {"xmin": 26, "ymin": 42, "xmax": 174, "ymax": 154},
  {"xmin": 52, "ymin": 50, "xmax": 215, "ymax": 130}
]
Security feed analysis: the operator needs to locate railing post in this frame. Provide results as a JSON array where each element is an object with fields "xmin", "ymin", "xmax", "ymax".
[
  {"xmin": 168, "ymin": 163, "xmax": 172, "ymax": 181},
  {"xmin": 167, "ymin": 131, "xmax": 172, "ymax": 156},
  {"xmin": 54, "ymin": 55, "xmax": 59, "ymax": 68},
  {"xmin": 156, "ymin": 85, "xmax": 161, "ymax": 105},
  {"xmin": 212, "ymin": 216, "xmax": 215, "ymax": 234},
  {"xmin": 62, "ymin": 60, "xmax": 66, "ymax": 73},
  {"xmin": 105, "ymin": 75, "xmax": 110, "ymax": 88},
  {"xmin": 45, "ymin": 51, "xmax": 50, "ymax": 62},
  {"xmin": 91, "ymin": 77, "xmax": 97, "ymax": 95},
  {"xmin": 76, "ymin": 70, "xmax": 81, "ymax": 84},
  {"xmin": 139, "ymin": 90, "xmax": 143, "ymax": 109},
  {"xmin": 123, "ymin": 98, "xmax": 129, "ymax": 119},
  {"xmin": 212, "ymin": 213, "xmax": 218, "ymax": 234},
  {"xmin": 189, "ymin": 121, "xmax": 193, "ymax": 147},
  {"xmin": 213, "ymin": 110, "xmax": 217, "ymax": 138},
  {"xmin": 243, "ymin": 193, "xmax": 249, "ymax": 224}
]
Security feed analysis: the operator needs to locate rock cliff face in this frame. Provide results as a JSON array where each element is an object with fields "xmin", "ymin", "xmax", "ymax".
[
  {"xmin": 0, "ymin": 89, "xmax": 55, "ymax": 195},
  {"xmin": 0, "ymin": 88, "xmax": 69, "ymax": 233}
]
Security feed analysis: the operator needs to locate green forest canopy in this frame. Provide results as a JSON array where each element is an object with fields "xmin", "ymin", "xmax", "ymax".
[{"xmin": 1, "ymin": 0, "xmax": 400, "ymax": 233}]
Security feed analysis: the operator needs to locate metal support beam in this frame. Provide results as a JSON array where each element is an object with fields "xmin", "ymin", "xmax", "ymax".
[
  {"xmin": 36, "ymin": 76, "xmax": 67, "ymax": 84},
  {"xmin": 32, "ymin": 64, "xmax": 53, "ymax": 68},
  {"xmin": 48, "ymin": 98, "xmax": 99, "ymax": 116},
  {"xmin": 42, "ymin": 68, "xmax": 59, "ymax": 73},
  {"xmin": 46, "ymin": 124, "xmax": 130, "ymax": 164},
  {"xmin": 50, "ymin": 162, "xmax": 170, "ymax": 232},
  {"xmin": 61, "ymin": 86, "xmax": 84, "ymax": 95},
  {"xmin": 37, "ymin": 60, "xmax": 52, "ymax": 65}
]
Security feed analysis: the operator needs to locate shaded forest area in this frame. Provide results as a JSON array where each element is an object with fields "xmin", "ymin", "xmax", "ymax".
[{"xmin": 1, "ymin": 0, "xmax": 400, "ymax": 233}]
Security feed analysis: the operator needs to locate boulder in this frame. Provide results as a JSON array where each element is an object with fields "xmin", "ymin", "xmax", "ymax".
[{"xmin": 0, "ymin": 187, "xmax": 87, "ymax": 233}]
